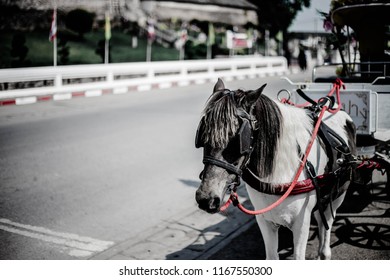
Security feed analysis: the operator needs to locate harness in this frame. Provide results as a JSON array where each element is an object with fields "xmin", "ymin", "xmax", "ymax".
[{"xmin": 195, "ymin": 79, "xmax": 355, "ymax": 227}]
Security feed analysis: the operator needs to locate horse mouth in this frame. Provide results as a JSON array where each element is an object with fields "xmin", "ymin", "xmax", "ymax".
[{"xmin": 201, "ymin": 205, "xmax": 220, "ymax": 214}]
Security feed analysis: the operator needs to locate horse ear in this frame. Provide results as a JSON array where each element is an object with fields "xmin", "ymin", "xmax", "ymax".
[
  {"xmin": 246, "ymin": 84, "xmax": 267, "ymax": 106},
  {"xmin": 213, "ymin": 78, "xmax": 225, "ymax": 93}
]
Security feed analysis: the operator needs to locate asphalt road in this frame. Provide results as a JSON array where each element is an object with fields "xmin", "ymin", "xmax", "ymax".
[{"xmin": 0, "ymin": 74, "xmax": 306, "ymax": 259}]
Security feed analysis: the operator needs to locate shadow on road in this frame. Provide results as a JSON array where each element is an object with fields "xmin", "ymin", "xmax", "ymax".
[{"xmin": 173, "ymin": 173, "xmax": 390, "ymax": 260}]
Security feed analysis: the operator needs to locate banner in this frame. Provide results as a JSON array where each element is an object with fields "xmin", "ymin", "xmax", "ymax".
[
  {"xmin": 105, "ymin": 12, "xmax": 111, "ymax": 41},
  {"xmin": 208, "ymin": 22, "xmax": 215, "ymax": 46},
  {"xmin": 147, "ymin": 23, "xmax": 156, "ymax": 42}
]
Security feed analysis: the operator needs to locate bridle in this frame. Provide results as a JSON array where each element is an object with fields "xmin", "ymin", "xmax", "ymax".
[{"xmin": 195, "ymin": 91, "xmax": 257, "ymax": 191}]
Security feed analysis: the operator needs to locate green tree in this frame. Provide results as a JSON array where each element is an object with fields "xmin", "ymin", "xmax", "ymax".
[
  {"xmin": 249, "ymin": 0, "xmax": 310, "ymax": 58},
  {"xmin": 58, "ymin": 37, "xmax": 70, "ymax": 65},
  {"xmin": 10, "ymin": 33, "xmax": 30, "ymax": 67},
  {"xmin": 65, "ymin": 9, "xmax": 95, "ymax": 39},
  {"xmin": 249, "ymin": 0, "xmax": 311, "ymax": 37}
]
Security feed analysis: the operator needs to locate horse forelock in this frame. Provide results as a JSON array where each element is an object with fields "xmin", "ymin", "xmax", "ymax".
[{"xmin": 201, "ymin": 90, "xmax": 245, "ymax": 149}]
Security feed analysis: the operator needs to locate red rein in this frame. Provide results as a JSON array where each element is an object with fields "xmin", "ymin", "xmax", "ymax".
[{"xmin": 220, "ymin": 79, "xmax": 344, "ymax": 215}]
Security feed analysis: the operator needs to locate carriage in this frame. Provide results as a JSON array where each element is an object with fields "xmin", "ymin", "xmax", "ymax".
[
  {"xmin": 194, "ymin": 2, "xmax": 390, "ymax": 259},
  {"xmin": 286, "ymin": 2, "xmax": 390, "ymax": 197}
]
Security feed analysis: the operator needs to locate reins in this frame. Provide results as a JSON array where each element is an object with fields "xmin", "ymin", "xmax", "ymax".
[{"xmin": 220, "ymin": 79, "xmax": 345, "ymax": 215}]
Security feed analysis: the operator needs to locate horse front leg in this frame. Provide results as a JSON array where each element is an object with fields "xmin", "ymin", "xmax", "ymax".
[
  {"xmin": 255, "ymin": 216, "xmax": 279, "ymax": 260},
  {"xmin": 291, "ymin": 201, "xmax": 314, "ymax": 260},
  {"xmin": 314, "ymin": 191, "xmax": 346, "ymax": 260}
]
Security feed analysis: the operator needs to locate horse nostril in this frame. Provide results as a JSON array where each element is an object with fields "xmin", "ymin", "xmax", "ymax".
[
  {"xmin": 196, "ymin": 190, "xmax": 221, "ymax": 214},
  {"xmin": 208, "ymin": 196, "xmax": 220, "ymax": 212}
]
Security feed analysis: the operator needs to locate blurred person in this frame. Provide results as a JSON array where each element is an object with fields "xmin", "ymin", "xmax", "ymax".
[{"xmin": 298, "ymin": 45, "xmax": 307, "ymax": 71}]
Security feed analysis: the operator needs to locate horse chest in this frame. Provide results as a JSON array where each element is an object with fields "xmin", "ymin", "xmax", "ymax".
[{"xmin": 247, "ymin": 187, "xmax": 317, "ymax": 228}]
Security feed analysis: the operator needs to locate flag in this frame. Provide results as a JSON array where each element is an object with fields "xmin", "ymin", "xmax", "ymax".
[
  {"xmin": 147, "ymin": 22, "xmax": 155, "ymax": 41},
  {"xmin": 180, "ymin": 28, "xmax": 187, "ymax": 44},
  {"xmin": 49, "ymin": 9, "xmax": 57, "ymax": 42},
  {"xmin": 208, "ymin": 22, "xmax": 215, "ymax": 46},
  {"xmin": 105, "ymin": 12, "xmax": 111, "ymax": 41}
]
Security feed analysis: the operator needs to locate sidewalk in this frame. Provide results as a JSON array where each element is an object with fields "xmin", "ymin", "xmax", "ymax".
[{"xmin": 91, "ymin": 187, "xmax": 257, "ymax": 260}]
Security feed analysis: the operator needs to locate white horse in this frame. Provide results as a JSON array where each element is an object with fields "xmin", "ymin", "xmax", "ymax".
[{"xmin": 195, "ymin": 79, "xmax": 356, "ymax": 259}]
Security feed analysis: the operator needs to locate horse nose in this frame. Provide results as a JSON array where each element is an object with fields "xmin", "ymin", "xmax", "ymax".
[{"xmin": 196, "ymin": 189, "xmax": 220, "ymax": 214}]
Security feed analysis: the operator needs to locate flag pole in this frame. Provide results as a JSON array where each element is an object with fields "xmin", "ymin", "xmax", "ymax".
[
  {"xmin": 207, "ymin": 22, "xmax": 215, "ymax": 60},
  {"xmin": 146, "ymin": 19, "xmax": 155, "ymax": 62},
  {"xmin": 104, "ymin": 11, "xmax": 111, "ymax": 64},
  {"xmin": 53, "ymin": 33, "xmax": 57, "ymax": 66},
  {"xmin": 179, "ymin": 26, "xmax": 187, "ymax": 60},
  {"xmin": 146, "ymin": 39, "xmax": 152, "ymax": 62}
]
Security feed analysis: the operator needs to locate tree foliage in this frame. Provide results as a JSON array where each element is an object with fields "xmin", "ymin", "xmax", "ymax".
[
  {"xmin": 10, "ymin": 33, "xmax": 30, "ymax": 67},
  {"xmin": 249, "ymin": 0, "xmax": 311, "ymax": 36},
  {"xmin": 65, "ymin": 9, "xmax": 95, "ymax": 38}
]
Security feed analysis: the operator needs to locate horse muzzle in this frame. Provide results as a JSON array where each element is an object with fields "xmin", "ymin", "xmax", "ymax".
[{"xmin": 195, "ymin": 188, "xmax": 221, "ymax": 214}]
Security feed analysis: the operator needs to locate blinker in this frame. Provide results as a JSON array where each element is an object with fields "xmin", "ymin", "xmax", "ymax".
[
  {"xmin": 195, "ymin": 117, "xmax": 205, "ymax": 149},
  {"xmin": 195, "ymin": 116, "xmax": 253, "ymax": 155},
  {"xmin": 238, "ymin": 119, "xmax": 252, "ymax": 154}
]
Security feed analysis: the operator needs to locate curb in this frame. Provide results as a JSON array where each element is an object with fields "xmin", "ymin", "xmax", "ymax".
[{"xmin": 0, "ymin": 71, "xmax": 289, "ymax": 107}]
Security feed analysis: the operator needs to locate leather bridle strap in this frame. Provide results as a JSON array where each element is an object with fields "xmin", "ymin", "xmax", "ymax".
[{"xmin": 203, "ymin": 156, "xmax": 243, "ymax": 176}]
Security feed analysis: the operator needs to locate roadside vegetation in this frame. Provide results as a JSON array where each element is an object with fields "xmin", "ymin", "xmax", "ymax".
[{"xmin": 0, "ymin": 29, "xmax": 183, "ymax": 68}]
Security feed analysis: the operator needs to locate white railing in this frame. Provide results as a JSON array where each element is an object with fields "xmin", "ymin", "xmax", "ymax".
[{"xmin": 0, "ymin": 56, "xmax": 288, "ymax": 100}]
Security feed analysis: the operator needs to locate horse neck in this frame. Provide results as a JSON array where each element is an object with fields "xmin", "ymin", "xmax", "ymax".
[{"xmin": 251, "ymin": 101, "xmax": 314, "ymax": 184}]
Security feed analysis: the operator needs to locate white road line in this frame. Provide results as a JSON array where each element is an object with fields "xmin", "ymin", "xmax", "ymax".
[{"xmin": 0, "ymin": 218, "xmax": 114, "ymax": 257}]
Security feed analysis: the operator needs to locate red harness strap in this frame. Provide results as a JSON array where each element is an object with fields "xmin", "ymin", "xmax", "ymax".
[{"xmin": 271, "ymin": 174, "xmax": 332, "ymax": 195}]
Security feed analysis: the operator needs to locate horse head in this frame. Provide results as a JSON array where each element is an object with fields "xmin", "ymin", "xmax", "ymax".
[{"xmin": 195, "ymin": 79, "xmax": 266, "ymax": 213}]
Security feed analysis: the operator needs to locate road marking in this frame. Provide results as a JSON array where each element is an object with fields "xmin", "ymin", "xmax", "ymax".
[{"xmin": 0, "ymin": 218, "xmax": 114, "ymax": 258}]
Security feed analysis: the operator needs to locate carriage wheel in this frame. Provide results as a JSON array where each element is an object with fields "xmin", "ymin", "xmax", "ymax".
[
  {"xmin": 385, "ymin": 163, "xmax": 390, "ymax": 198},
  {"xmin": 374, "ymin": 158, "xmax": 390, "ymax": 199},
  {"xmin": 375, "ymin": 140, "xmax": 390, "ymax": 199},
  {"xmin": 386, "ymin": 166, "xmax": 390, "ymax": 199},
  {"xmin": 336, "ymin": 223, "xmax": 390, "ymax": 250}
]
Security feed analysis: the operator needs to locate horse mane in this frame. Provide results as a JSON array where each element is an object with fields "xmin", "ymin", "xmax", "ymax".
[
  {"xmin": 201, "ymin": 88, "xmax": 283, "ymax": 178},
  {"xmin": 251, "ymin": 94, "xmax": 283, "ymax": 178},
  {"xmin": 201, "ymin": 89, "xmax": 245, "ymax": 148}
]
